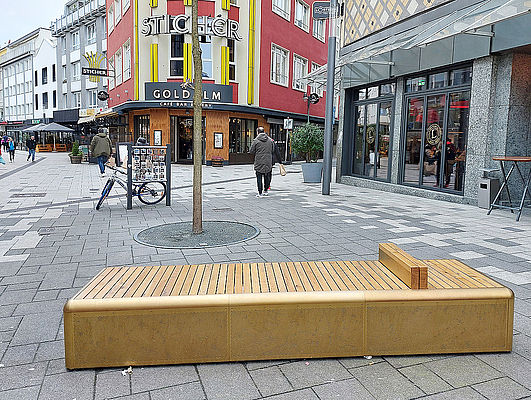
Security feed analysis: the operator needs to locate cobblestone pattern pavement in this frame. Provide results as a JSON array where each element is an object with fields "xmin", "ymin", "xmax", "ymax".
[{"xmin": 0, "ymin": 152, "xmax": 530, "ymax": 400}]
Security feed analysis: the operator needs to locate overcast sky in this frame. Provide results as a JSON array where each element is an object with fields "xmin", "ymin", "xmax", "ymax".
[{"xmin": 1, "ymin": 0, "xmax": 66, "ymax": 46}]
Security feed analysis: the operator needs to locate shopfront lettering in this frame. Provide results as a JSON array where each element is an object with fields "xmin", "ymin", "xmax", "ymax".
[
  {"xmin": 142, "ymin": 14, "xmax": 242, "ymax": 41},
  {"xmin": 146, "ymin": 83, "xmax": 233, "ymax": 103}
]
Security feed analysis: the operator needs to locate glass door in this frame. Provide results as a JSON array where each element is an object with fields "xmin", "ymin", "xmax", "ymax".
[
  {"xmin": 364, "ymin": 103, "xmax": 377, "ymax": 177},
  {"xmin": 353, "ymin": 105, "xmax": 365, "ymax": 175},
  {"xmin": 422, "ymin": 94, "xmax": 446, "ymax": 188},
  {"xmin": 376, "ymin": 102, "xmax": 392, "ymax": 180},
  {"xmin": 170, "ymin": 116, "xmax": 205, "ymax": 163},
  {"xmin": 445, "ymin": 91, "xmax": 470, "ymax": 191},
  {"xmin": 403, "ymin": 97, "xmax": 424, "ymax": 184}
]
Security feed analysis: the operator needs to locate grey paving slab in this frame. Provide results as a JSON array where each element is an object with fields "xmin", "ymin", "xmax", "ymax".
[
  {"xmin": 150, "ymin": 381, "xmax": 205, "ymax": 400},
  {"xmin": 348, "ymin": 361, "xmax": 425, "ymax": 400},
  {"xmin": 312, "ymin": 378, "xmax": 375, "ymax": 400},
  {"xmin": 0, "ymin": 305, "xmax": 15, "ymax": 318},
  {"xmin": 35, "ymin": 340, "xmax": 64, "ymax": 362},
  {"xmin": 39, "ymin": 370, "xmax": 95, "ymax": 400},
  {"xmin": 419, "ymin": 387, "xmax": 487, "ymax": 399},
  {"xmin": 0, "ymin": 362, "xmax": 47, "ymax": 391},
  {"xmin": 106, "ymin": 393, "xmax": 150, "ymax": 400},
  {"xmin": 39, "ymin": 270, "xmax": 76, "ymax": 290},
  {"xmin": 260, "ymin": 389, "xmax": 320, "ymax": 400},
  {"xmin": 10, "ymin": 312, "xmax": 62, "ymax": 346},
  {"xmin": 0, "ymin": 386, "xmax": 40, "ymax": 400},
  {"xmin": 131, "ymin": 365, "xmax": 198, "ymax": 393},
  {"xmin": 0, "ymin": 289, "xmax": 36, "ymax": 305},
  {"xmin": 95, "ymin": 370, "xmax": 131, "ymax": 400},
  {"xmin": 13, "ymin": 300, "xmax": 65, "ymax": 316},
  {"xmin": 0, "ymin": 343, "xmax": 38, "ymax": 366},
  {"xmin": 384, "ymin": 355, "xmax": 438, "ymax": 368},
  {"xmin": 476, "ymin": 353, "xmax": 531, "ymax": 389},
  {"xmin": 249, "ymin": 366, "xmax": 293, "ymax": 397},
  {"xmin": 0, "ymin": 315, "xmax": 21, "ymax": 331},
  {"xmin": 399, "ymin": 364, "xmax": 453, "ymax": 395},
  {"xmin": 246, "ymin": 360, "xmax": 292, "ymax": 371},
  {"xmin": 472, "ymin": 377, "xmax": 531, "ymax": 400},
  {"xmin": 424, "ymin": 356, "xmax": 504, "ymax": 388},
  {"xmin": 279, "ymin": 359, "xmax": 352, "ymax": 390},
  {"xmin": 338, "ymin": 356, "xmax": 385, "ymax": 369},
  {"xmin": 198, "ymin": 363, "xmax": 260, "ymax": 400}
]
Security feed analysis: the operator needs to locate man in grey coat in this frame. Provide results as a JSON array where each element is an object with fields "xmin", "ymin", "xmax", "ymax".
[
  {"xmin": 90, "ymin": 128, "xmax": 113, "ymax": 177},
  {"xmin": 249, "ymin": 126, "xmax": 273, "ymax": 197}
]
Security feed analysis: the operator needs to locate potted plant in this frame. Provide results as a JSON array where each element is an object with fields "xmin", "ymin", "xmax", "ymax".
[
  {"xmin": 69, "ymin": 141, "xmax": 83, "ymax": 164},
  {"xmin": 291, "ymin": 123, "xmax": 324, "ymax": 183}
]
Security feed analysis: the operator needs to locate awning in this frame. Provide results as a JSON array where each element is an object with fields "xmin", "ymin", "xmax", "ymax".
[
  {"xmin": 95, "ymin": 109, "xmax": 118, "ymax": 119},
  {"xmin": 78, "ymin": 115, "xmax": 96, "ymax": 124},
  {"xmin": 302, "ymin": 0, "xmax": 531, "ymax": 86}
]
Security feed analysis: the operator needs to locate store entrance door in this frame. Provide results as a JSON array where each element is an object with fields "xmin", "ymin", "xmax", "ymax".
[{"xmin": 170, "ymin": 116, "xmax": 206, "ymax": 163}]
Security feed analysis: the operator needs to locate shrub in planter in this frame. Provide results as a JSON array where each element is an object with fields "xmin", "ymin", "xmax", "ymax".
[
  {"xmin": 69, "ymin": 141, "xmax": 83, "ymax": 164},
  {"xmin": 291, "ymin": 123, "xmax": 324, "ymax": 162}
]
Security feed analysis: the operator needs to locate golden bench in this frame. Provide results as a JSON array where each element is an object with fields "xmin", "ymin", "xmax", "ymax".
[{"xmin": 64, "ymin": 243, "xmax": 514, "ymax": 369}]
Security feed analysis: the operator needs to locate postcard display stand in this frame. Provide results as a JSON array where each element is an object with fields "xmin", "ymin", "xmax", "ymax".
[{"xmin": 123, "ymin": 143, "xmax": 171, "ymax": 210}]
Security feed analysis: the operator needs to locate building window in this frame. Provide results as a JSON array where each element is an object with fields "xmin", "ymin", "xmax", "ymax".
[
  {"xmin": 53, "ymin": 90, "xmax": 57, "ymax": 108},
  {"xmin": 294, "ymin": 0, "xmax": 310, "ymax": 32},
  {"xmin": 449, "ymin": 67, "xmax": 472, "ymax": 86},
  {"xmin": 108, "ymin": 5, "xmax": 114, "ymax": 32},
  {"xmin": 61, "ymin": 37, "xmax": 66, "ymax": 53},
  {"xmin": 42, "ymin": 67, "xmax": 48, "ymax": 85},
  {"xmin": 72, "ymin": 62, "xmax": 81, "ymax": 81},
  {"xmin": 123, "ymin": 0, "xmax": 130, "ymax": 13},
  {"xmin": 43, "ymin": 92, "xmax": 49, "ymax": 109},
  {"xmin": 310, "ymin": 62, "xmax": 323, "ymax": 97},
  {"xmin": 292, "ymin": 54, "xmax": 307, "ymax": 91},
  {"xmin": 52, "ymin": 64, "xmax": 56, "ymax": 82},
  {"xmin": 115, "ymin": 48, "xmax": 122, "ymax": 85},
  {"xmin": 88, "ymin": 89, "xmax": 98, "ymax": 107},
  {"xmin": 123, "ymin": 40, "xmax": 131, "ymax": 81},
  {"xmin": 87, "ymin": 23, "xmax": 96, "ymax": 44},
  {"xmin": 200, "ymin": 36, "xmax": 212, "ymax": 79},
  {"xmin": 62, "ymin": 65, "xmax": 67, "ymax": 82},
  {"xmin": 35, "ymin": 71, "xmax": 38, "ymax": 86},
  {"xmin": 114, "ymin": 0, "xmax": 121, "ymax": 25},
  {"xmin": 35, "ymin": 94, "xmax": 38, "ymax": 110},
  {"xmin": 272, "ymin": 0, "xmax": 290, "ymax": 20},
  {"xmin": 73, "ymin": 92, "xmax": 81, "ymax": 108},
  {"xmin": 228, "ymin": 39, "xmax": 236, "ymax": 81},
  {"xmin": 312, "ymin": 18, "xmax": 326, "ymax": 42},
  {"xmin": 170, "ymin": 35, "xmax": 184, "ymax": 77},
  {"xmin": 271, "ymin": 44, "xmax": 288, "ymax": 86},
  {"xmin": 72, "ymin": 30, "xmax": 80, "ymax": 50},
  {"xmin": 108, "ymin": 55, "xmax": 115, "ymax": 89},
  {"xmin": 63, "ymin": 94, "xmax": 67, "ymax": 108}
]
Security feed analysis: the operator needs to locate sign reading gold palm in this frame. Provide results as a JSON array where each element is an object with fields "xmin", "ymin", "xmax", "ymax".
[{"xmin": 83, "ymin": 52, "xmax": 107, "ymax": 83}]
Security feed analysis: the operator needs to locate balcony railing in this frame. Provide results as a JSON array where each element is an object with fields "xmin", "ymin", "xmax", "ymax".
[
  {"xmin": 51, "ymin": 0, "xmax": 106, "ymax": 35},
  {"xmin": 0, "ymin": 42, "xmax": 35, "ymax": 65}
]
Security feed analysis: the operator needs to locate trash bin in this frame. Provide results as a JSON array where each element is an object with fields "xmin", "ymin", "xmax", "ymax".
[{"xmin": 478, "ymin": 177, "xmax": 500, "ymax": 209}]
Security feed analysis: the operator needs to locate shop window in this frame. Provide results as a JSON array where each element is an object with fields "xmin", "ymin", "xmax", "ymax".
[
  {"xmin": 312, "ymin": 18, "xmax": 326, "ymax": 42},
  {"xmin": 229, "ymin": 118, "xmax": 257, "ymax": 154},
  {"xmin": 272, "ymin": 0, "xmax": 290, "ymax": 21},
  {"xmin": 358, "ymin": 88, "xmax": 366, "ymax": 100},
  {"xmin": 228, "ymin": 39, "xmax": 236, "ymax": 81},
  {"xmin": 405, "ymin": 76, "xmax": 426, "ymax": 92},
  {"xmin": 380, "ymin": 83, "xmax": 395, "ymax": 95},
  {"xmin": 134, "ymin": 115, "xmax": 150, "ymax": 144},
  {"xmin": 429, "ymin": 72, "xmax": 447, "ymax": 90},
  {"xmin": 170, "ymin": 35, "xmax": 184, "ymax": 77},
  {"xmin": 200, "ymin": 36, "xmax": 212, "ymax": 79},
  {"xmin": 271, "ymin": 44, "xmax": 289, "ymax": 86},
  {"xmin": 450, "ymin": 67, "xmax": 472, "ymax": 86},
  {"xmin": 292, "ymin": 54, "xmax": 308, "ymax": 91},
  {"xmin": 294, "ymin": 0, "xmax": 310, "ymax": 32},
  {"xmin": 367, "ymin": 86, "xmax": 378, "ymax": 99}
]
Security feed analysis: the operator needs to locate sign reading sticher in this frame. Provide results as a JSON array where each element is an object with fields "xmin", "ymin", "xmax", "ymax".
[
  {"xmin": 82, "ymin": 67, "xmax": 108, "ymax": 77},
  {"xmin": 145, "ymin": 83, "xmax": 233, "ymax": 103},
  {"xmin": 142, "ymin": 14, "xmax": 242, "ymax": 40}
]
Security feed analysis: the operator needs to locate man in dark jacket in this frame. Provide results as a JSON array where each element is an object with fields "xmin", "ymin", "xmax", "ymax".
[
  {"xmin": 249, "ymin": 127, "xmax": 273, "ymax": 197},
  {"xmin": 26, "ymin": 135, "xmax": 37, "ymax": 162},
  {"xmin": 90, "ymin": 128, "xmax": 113, "ymax": 176}
]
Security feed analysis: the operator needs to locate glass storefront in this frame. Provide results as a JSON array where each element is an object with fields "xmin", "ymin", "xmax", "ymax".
[
  {"xmin": 228, "ymin": 118, "xmax": 257, "ymax": 164},
  {"xmin": 401, "ymin": 66, "xmax": 471, "ymax": 193},
  {"xmin": 351, "ymin": 83, "xmax": 395, "ymax": 181},
  {"xmin": 169, "ymin": 116, "xmax": 206, "ymax": 163}
]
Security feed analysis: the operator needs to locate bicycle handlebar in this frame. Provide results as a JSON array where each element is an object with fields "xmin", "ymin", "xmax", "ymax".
[{"xmin": 105, "ymin": 164, "xmax": 127, "ymax": 175}]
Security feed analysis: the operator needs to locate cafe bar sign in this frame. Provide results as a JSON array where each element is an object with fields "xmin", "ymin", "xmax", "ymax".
[
  {"xmin": 145, "ymin": 82, "xmax": 233, "ymax": 103},
  {"xmin": 142, "ymin": 14, "xmax": 242, "ymax": 41}
]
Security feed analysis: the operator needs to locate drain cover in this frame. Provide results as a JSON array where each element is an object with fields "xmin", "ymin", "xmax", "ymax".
[{"xmin": 134, "ymin": 221, "xmax": 260, "ymax": 249}]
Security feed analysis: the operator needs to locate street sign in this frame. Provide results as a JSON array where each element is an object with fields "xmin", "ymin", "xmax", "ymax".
[
  {"xmin": 82, "ymin": 67, "xmax": 108, "ymax": 77},
  {"xmin": 283, "ymin": 118, "xmax": 293, "ymax": 130},
  {"xmin": 312, "ymin": 1, "xmax": 332, "ymax": 19}
]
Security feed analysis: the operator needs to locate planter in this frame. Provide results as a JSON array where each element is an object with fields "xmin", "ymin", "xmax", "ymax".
[
  {"xmin": 69, "ymin": 155, "xmax": 83, "ymax": 164},
  {"xmin": 301, "ymin": 162, "xmax": 323, "ymax": 183}
]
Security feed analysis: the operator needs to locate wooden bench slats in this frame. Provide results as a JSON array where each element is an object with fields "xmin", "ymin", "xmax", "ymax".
[{"xmin": 76, "ymin": 253, "xmax": 505, "ymax": 301}]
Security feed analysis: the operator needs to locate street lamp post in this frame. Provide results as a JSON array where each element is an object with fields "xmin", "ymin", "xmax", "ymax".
[{"xmin": 303, "ymin": 92, "xmax": 320, "ymax": 123}]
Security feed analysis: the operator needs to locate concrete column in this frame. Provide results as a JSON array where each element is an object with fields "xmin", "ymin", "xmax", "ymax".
[{"xmin": 390, "ymin": 77, "xmax": 404, "ymax": 184}]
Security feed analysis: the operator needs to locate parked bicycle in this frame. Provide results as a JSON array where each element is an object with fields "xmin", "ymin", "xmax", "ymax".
[{"xmin": 96, "ymin": 164, "xmax": 166, "ymax": 210}]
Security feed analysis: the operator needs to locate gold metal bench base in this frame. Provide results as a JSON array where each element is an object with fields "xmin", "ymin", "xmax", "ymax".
[{"xmin": 64, "ymin": 288, "xmax": 513, "ymax": 369}]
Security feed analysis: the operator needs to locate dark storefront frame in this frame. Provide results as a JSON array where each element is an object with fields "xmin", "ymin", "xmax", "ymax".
[
  {"xmin": 350, "ymin": 83, "xmax": 395, "ymax": 182},
  {"xmin": 399, "ymin": 65, "xmax": 472, "ymax": 194}
]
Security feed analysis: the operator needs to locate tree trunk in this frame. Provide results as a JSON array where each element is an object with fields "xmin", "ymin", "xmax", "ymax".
[{"xmin": 191, "ymin": 0, "xmax": 203, "ymax": 234}]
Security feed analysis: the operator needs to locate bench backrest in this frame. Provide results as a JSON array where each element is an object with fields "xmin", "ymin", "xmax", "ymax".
[{"xmin": 378, "ymin": 243, "xmax": 428, "ymax": 289}]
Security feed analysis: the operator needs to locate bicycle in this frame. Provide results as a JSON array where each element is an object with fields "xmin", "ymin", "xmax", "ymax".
[{"xmin": 96, "ymin": 164, "xmax": 166, "ymax": 210}]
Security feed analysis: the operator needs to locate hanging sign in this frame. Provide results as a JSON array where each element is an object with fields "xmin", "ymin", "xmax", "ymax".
[{"xmin": 142, "ymin": 14, "xmax": 242, "ymax": 40}]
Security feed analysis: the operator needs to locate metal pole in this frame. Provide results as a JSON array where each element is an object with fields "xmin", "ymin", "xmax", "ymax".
[
  {"xmin": 127, "ymin": 143, "xmax": 133, "ymax": 210},
  {"xmin": 165, "ymin": 143, "xmax": 171, "ymax": 206},
  {"xmin": 321, "ymin": 0, "xmax": 337, "ymax": 195},
  {"xmin": 307, "ymin": 98, "xmax": 310, "ymax": 123}
]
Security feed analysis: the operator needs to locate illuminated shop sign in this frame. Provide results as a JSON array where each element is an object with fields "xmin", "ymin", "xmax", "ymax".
[
  {"xmin": 145, "ymin": 82, "xmax": 233, "ymax": 103},
  {"xmin": 142, "ymin": 14, "xmax": 242, "ymax": 41}
]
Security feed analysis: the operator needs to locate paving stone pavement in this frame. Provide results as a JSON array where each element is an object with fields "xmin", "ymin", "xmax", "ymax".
[{"xmin": 0, "ymin": 153, "xmax": 531, "ymax": 400}]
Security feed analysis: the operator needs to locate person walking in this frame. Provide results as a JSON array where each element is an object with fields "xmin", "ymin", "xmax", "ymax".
[
  {"xmin": 2, "ymin": 135, "xmax": 8, "ymax": 152},
  {"xmin": 90, "ymin": 128, "xmax": 113, "ymax": 177},
  {"xmin": 249, "ymin": 126, "xmax": 273, "ymax": 197},
  {"xmin": 26, "ymin": 135, "xmax": 37, "ymax": 162},
  {"xmin": 8, "ymin": 137, "xmax": 16, "ymax": 162},
  {"xmin": 268, "ymin": 138, "xmax": 283, "ymax": 191}
]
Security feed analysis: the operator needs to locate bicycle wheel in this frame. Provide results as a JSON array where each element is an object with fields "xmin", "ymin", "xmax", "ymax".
[
  {"xmin": 138, "ymin": 181, "xmax": 166, "ymax": 205},
  {"xmin": 95, "ymin": 180, "xmax": 115, "ymax": 210}
]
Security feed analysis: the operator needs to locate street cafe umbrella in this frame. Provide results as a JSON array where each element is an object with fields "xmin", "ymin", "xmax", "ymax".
[
  {"xmin": 37, "ymin": 122, "xmax": 75, "ymax": 150},
  {"xmin": 22, "ymin": 123, "xmax": 45, "ymax": 132}
]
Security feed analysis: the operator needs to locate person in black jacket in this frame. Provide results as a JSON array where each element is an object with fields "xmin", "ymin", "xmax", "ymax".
[
  {"xmin": 269, "ymin": 139, "xmax": 282, "ymax": 190},
  {"xmin": 26, "ymin": 135, "xmax": 37, "ymax": 162}
]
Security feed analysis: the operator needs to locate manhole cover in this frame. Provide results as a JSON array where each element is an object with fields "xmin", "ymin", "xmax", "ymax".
[
  {"xmin": 11, "ymin": 193, "xmax": 46, "ymax": 198},
  {"xmin": 134, "ymin": 221, "xmax": 260, "ymax": 249}
]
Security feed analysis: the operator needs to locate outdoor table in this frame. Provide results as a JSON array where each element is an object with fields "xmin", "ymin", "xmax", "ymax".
[{"xmin": 488, "ymin": 156, "xmax": 531, "ymax": 221}]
